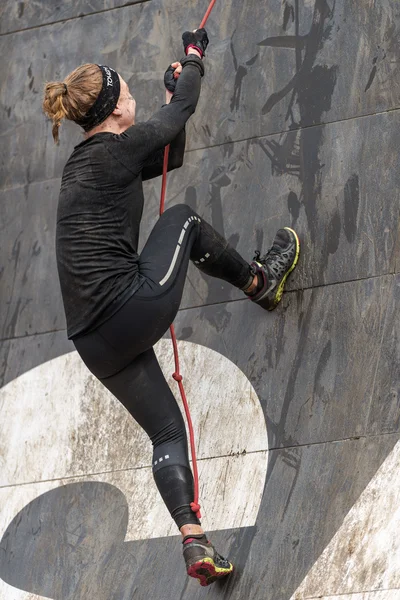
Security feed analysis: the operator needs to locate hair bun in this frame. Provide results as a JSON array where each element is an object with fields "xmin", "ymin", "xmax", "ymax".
[{"xmin": 42, "ymin": 63, "xmax": 102, "ymax": 144}]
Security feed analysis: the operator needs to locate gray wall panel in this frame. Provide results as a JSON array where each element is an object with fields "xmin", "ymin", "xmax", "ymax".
[
  {"xmin": 2, "ymin": 0, "xmax": 400, "ymax": 187},
  {"xmin": 245, "ymin": 433, "xmax": 400, "ymax": 600},
  {"xmin": 172, "ymin": 275, "xmax": 400, "ymax": 445},
  {"xmin": 2, "ymin": 274, "xmax": 397, "ymax": 450},
  {"xmin": 0, "ymin": 330, "xmax": 73, "ymax": 388},
  {"xmin": 144, "ymin": 110, "xmax": 400, "ymax": 309},
  {"xmin": 0, "ymin": 3, "xmax": 162, "ymax": 189},
  {"xmin": 0, "ymin": 1, "xmax": 399, "ymax": 597},
  {"xmin": 0, "ymin": 433, "xmax": 398, "ymax": 599},
  {"xmin": 0, "ymin": 179, "xmax": 65, "ymax": 340},
  {"xmin": 0, "ymin": 0, "xmax": 150, "ymax": 34},
  {"xmin": 1, "ymin": 111, "xmax": 399, "ymax": 339}
]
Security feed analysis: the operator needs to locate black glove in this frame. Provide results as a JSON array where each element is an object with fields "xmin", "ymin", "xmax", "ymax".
[
  {"xmin": 164, "ymin": 64, "xmax": 178, "ymax": 93},
  {"xmin": 182, "ymin": 28, "xmax": 209, "ymax": 58}
]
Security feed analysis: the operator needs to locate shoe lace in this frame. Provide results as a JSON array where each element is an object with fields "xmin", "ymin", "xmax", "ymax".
[{"xmin": 253, "ymin": 245, "xmax": 282, "ymax": 265}]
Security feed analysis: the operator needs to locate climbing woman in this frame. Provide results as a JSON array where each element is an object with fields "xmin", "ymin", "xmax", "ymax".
[{"xmin": 42, "ymin": 29, "xmax": 299, "ymax": 586}]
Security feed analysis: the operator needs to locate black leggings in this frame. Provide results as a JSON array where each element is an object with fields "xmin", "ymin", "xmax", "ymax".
[{"xmin": 73, "ymin": 204, "xmax": 253, "ymax": 529}]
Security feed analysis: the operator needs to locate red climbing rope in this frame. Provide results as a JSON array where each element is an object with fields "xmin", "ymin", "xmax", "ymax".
[
  {"xmin": 159, "ymin": 1, "xmax": 218, "ymax": 521},
  {"xmin": 199, "ymin": 0, "xmax": 218, "ymax": 29}
]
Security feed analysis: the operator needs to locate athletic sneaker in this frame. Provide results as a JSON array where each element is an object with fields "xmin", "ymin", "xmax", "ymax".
[
  {"xmin": 249, "ymin": 227, "xmax": 300, "ymax": 311},
  {"xmin": 183, "ymin": 535, "xmax": 234, "ymax": 586}
]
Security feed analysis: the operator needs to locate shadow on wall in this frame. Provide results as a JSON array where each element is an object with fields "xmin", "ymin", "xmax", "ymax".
[
  {"xmin": 0, "ymin": 483, "xmax": 138, "ymax": 599},
  {"xmin": 0, "ymin": 482, "xmax": 256, "ymax": 599},
  {"xmin": 257, "ymin": 0, "xmax": 340, "ymax": 252}
]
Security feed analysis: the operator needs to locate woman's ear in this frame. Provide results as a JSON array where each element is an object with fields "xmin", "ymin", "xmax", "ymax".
[{"xmin": 112, "ymin": 104, "xmax": 123, "ymax": 116}]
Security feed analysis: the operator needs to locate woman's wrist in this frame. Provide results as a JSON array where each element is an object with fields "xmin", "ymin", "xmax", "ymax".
[
  {"xmin": 165, "ymin": 90, "xmax": 173, "ymax": 104},
  {"xmin": 187, "ymin": 47, "xmax": 202, "ymax": 59}
]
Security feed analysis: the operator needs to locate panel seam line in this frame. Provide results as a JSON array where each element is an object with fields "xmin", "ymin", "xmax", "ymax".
[
  {"xmin": 303, "ymin": 587, "xmax": 400, "ymax": 599},
  {"xmin": 0, "ymin": 1, "xmax": 151, "ymax": 36},
  {"xmin": 2, "ymin": 107, "xmax": 400, "ymax": 195},
  {"xmin": 0, "ymin": 430, "xmax": 398, "ymax": 490},
  {"xmin": 1, "ymin": 272, "xmax": 398, "ymax": 343}
]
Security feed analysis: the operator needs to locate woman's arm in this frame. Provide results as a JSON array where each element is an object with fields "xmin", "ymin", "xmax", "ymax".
[
  {"xmin": 141, "ymin": 127, "xmax": 186, "ymax": 181},
  {"xmin": 141, "ymin": 89, "xmax": 186, "ymax": 181},
  {"xmin": 113, "ymin": 51, "xmax": 203, "ymax": 174}
]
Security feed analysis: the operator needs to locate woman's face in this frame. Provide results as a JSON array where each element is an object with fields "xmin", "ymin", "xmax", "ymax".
[{"xmin": 117, "ymin": 76, "xmax": 136, "ymax": 129}]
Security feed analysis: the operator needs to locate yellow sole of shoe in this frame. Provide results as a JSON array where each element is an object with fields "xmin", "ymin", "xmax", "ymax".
[
  {"xmin": 187, "ymin": 556, "xmax": 234, "ymax": 586},
  {"xmin": 268, "ymin": 227, "xmax": 300, "ymax": 310}
]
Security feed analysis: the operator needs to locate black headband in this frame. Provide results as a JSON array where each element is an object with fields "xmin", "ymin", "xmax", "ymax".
[{"xmin": 75, "ymin": 65, "xmax": 121, "ymax": 132}]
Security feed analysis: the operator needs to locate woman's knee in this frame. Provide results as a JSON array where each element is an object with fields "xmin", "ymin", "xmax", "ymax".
[
  {"xmin": 151, "ymin": 418, "xmax": 187, "ymax": 448},
  {"xmin": 164, "ymin": 203, "xmax": 199, "ymax": 222}
]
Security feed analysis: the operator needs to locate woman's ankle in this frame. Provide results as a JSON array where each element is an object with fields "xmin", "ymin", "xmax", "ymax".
[
  {"xmin": 243, "ymin": 273, "xmax": 260, "ymax": 296},
  {"xmin": 180, "ymin": 523, "xmax": 205, "ymax": 539}
]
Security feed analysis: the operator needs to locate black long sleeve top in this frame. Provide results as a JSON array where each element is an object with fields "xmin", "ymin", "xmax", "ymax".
[{"xmin": 56, "ymin": 55, "xmax": 203, "ymax": 339}]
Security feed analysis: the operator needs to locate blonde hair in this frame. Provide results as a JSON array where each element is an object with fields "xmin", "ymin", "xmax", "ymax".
[{"xmin": 42, "ymin": 63, "xmax": 103, "ymax": 144}]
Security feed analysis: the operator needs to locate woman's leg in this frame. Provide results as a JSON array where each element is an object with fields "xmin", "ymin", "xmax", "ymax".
[
  {"xmin": 138, "ymin": 204, "xmax": 300, "ymax": 312},
  {"xmin": 73, "ymin": 327, "xmax": 201, "ymax": 530},
  {"xmin": 73, "ymin": 203, "xmax": 296, "ymax": 584},
  {"xmin": 138, "ymin": 204, "xmax": 255, "ymax": 298},
  {"xmin": 100, "ymin": 348, "xmax": 201, "ymax": 529},
  {"xmin": 74, "ymin": 206, "xmax": 257, "ymax": 525},
  {"xmin": 74, "ymin": 205, "xmax": 298, "ymax": 534},
  {"xmin": 77, "ymin": 204, "xmax": 256, "ymax": 381}
]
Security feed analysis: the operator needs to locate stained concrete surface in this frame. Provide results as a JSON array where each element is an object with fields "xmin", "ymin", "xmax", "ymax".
[
  {"xmin": 0, "ymin": 0, "xmax": 399, "ymax": 599},
  {"xmin": 2, "ymin": 0, "xmax": 400, "ymax": 187},
  {"xmin": 1, "ymin": 435, "xmax": 399, "ymax": 600},
  {"xmin": 0, "ymin": 341, "xmax": 268, "ymax": 486},
  {"xmin": 172, "ymin": 275, "xmax": 400, "ymax": 446},
  {"xmin": 0, "ymin": 0, "xmax": 150, "ymax": 35},
  {"xmin": 3, "ymin": 111, "xmax": 400, "ymax": 338},
  {"xmin": 143, "ymin": 111, "xmax": 400, "ymax": 309},
  {"xmin": 0, "ymin": 330, "xmax": 73, "ymax": 389}
]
